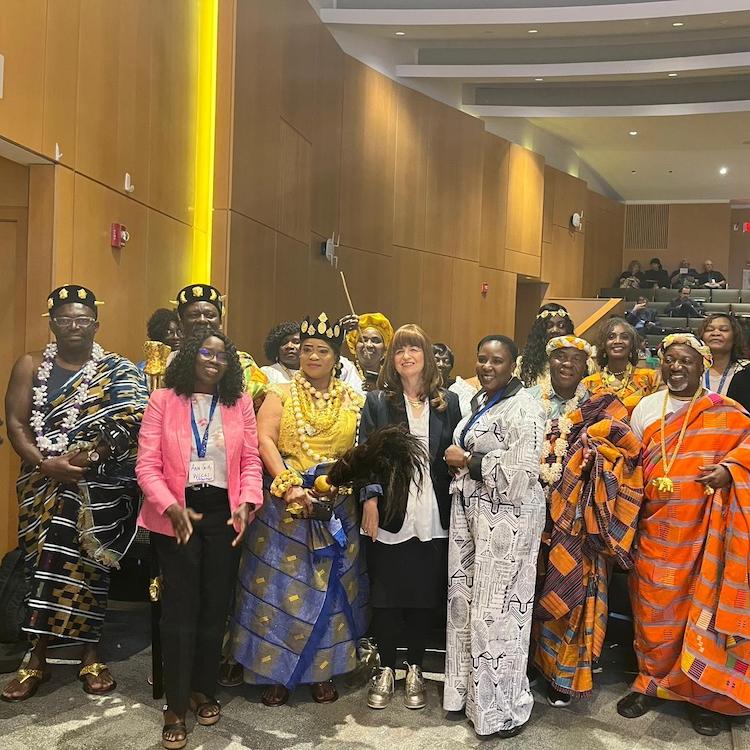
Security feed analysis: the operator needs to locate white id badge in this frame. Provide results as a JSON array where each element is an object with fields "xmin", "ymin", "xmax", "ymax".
[{"xmin": 189, "ymin": 459, "xmax": 215, "ymax": 485}]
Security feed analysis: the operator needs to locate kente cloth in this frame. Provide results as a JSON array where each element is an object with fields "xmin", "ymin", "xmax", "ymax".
[
  {"xmin": 630, "ymin": 391, "xmax": 750, "ymax": 714},
  {"xmin": 18, "ymin": 352, "xmax": 147, "ymax": 644},
  {"xmin": 239, "ymin": 351, "xmax": 268, "ymax": 405},
  {"xmin": 582, "ymin": 367, "xmax": 661, "ymax": 415},
  {"xmin": 533, "ymin": 393, "xmax": 644, "ymax": 696},
  {"xmin": 230, "ymin": 382, "xmax": 368, "ymax": 688},
  {"xmin": 443, "ymin": 389, "xmax": 547, "ymax": 734}
]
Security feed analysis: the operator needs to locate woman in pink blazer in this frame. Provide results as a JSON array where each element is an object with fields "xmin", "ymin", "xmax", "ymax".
[{"xmin": 137, "ymin": 328, "xmax": 263, "ymax": 750}]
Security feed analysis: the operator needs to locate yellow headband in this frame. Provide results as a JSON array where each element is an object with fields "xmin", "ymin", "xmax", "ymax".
[
  {"xmin": 345, "ymin": 313, "xmax": 394, "ymax": 357},
  {"xmin": 537, "ymin": 309, "xmax": 570, "ymax": 321},
  {"xmin": 658, "ymin": 333, "xmax": 713, "ymax": 372},
  {"xmin": 546, "ymin": 335, "xmax": 593, "ymax": 357}
]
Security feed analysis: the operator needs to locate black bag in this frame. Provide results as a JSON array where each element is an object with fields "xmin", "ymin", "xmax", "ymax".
[{"xmin": 0, "ymin": 548, "xmax": 27, "ymax": 644}]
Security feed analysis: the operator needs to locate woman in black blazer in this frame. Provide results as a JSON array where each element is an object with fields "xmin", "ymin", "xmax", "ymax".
[{"xmin": 359, "ymin": 324, "xmax": 461, "ymax": 712}]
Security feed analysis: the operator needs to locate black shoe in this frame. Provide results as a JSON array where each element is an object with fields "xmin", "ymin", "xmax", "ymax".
[
  {"xmin": 495, "ymin": 725, "xmax": 523, "ymax": 739},
  {"xmin": 546, "ymin": 685, "xmax": 571, "ymax": 707},
  {"xmin": 617, "ymin": 692, "xmax": 659, "ymax": 719},
  {"xmin": 686, "ymin": 704, "xmax": 726, "ymax": 736}
]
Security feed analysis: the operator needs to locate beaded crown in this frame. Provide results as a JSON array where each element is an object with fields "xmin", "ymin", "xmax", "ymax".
[
  {"xmin": 45, "ymin": 285, "xmax": 102, "ymax": 317},
  {"xmin": 172, "ymin": 284, "xmax": 223, "ymax": 316},
  {"xmin": 300, "ymin": 312, "xmax": 344, "ymax": 349}
]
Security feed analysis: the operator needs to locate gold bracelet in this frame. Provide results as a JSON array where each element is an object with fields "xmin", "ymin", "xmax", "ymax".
[{"xmin": 270, "ymin": 468, "xmax": 303, "ymax": 498}]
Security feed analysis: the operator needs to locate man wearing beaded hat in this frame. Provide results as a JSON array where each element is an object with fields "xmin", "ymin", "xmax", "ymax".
[
  {"xmin": 618, "ymin": 333, "xmax": 750, "ymax": 736},
  {"xmin": 526, "ymin": 335, "xmax": 643, "ymax": 708},
  {"xmin": 170, "ymin": 283, "xmax": 268, "ymax": 406},
  {"xmin": 2, "ymin": 285, "xmax": 147, "ymax": 701}
]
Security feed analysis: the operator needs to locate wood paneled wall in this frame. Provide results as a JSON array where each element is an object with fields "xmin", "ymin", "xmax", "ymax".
[
  {"xmin": 0, "ymin": 0, "xmax": 205, "ymax": 362},
  {"xmin": 221, "ymin": 0, "xmax": 624, "ymax": 376}
]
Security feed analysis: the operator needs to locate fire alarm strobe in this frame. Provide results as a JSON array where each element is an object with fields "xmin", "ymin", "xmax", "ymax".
[{"xmin": 111, "ymin": 223, "xmax": 130, "ymax": 249}]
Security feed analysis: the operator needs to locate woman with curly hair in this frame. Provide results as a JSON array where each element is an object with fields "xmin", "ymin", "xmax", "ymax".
[
  {"xmin": 137, "ymin": 327, "xmax": 263, "ymax": 749},
  {"xmin": 583, "ymin": 317, "xmax": 660, "ymax": 414},
  {"xmin": 359, "ymin": 324, "xmax": 461, "ymax": 711},
  {"xmin": 138, "ymin": 308, "xmax": 182, "ymax": 391},
  {"xmin": 516, "ymin": 303, "xmax": 575, "ymax": 387},
  {"xmin": 260, "ymin": 321, "xmax": 301, "ymax": 384},
  {"xmin": 698, "ymin": 313, "xmax": 748, "ymax": 396}
]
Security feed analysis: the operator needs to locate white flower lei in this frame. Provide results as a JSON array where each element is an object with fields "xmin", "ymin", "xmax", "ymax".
[
  {"xmin": 539, "ymin": 380, "xmax": 587, "ymax": 488},
  {"xmin": 32, "ymin": 342, "xmax": 104, "ymax": 455}
]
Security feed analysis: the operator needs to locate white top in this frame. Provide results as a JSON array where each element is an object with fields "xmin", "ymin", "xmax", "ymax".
[
  {"xmin": 187, "ymin": 393, "xmax": 228, "ymax": 489},
  {"xmin": 630, "ymin": 389, "xmax": 703, "ymax": 442},
  {"xmin": 449, "ymin": 376, "xmax": 479, "ymax": 418},
  {"xmin": 703, "ymin": 362, "xmax": 742, "ymax": 395},
  {"xmin": 261, "ymin": 362, "xmax": 296, "ymax": 384},
  {"xmin": 260, "ymin": 359, "xmax": 364, "ymax": 394},
  {"xmin": 339, "ymin": 356, "xmax": 365, "ymax": 394},
  {"xmin": 373, "ymin": 396, "xmax": 447, "ymax": 545}
]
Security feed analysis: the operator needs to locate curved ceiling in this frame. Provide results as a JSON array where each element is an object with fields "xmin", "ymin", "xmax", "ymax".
[{"xmin": 315, "ymin": 0, "xmax": 750, "ymax": 200}]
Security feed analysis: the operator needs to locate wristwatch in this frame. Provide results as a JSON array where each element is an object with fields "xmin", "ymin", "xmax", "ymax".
[{"xmin": 87, "ymin": 449, "xmax": 100, "ymax": 465}]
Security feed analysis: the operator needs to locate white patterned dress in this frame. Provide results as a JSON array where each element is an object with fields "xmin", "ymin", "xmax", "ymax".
[{"xmin": 443, "ymin": 384, "xmax": 546, "ymax": 735}]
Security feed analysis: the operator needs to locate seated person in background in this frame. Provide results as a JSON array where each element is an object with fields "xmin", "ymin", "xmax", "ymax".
[
  {"xmin": 625, "ymin": 297, "xmax": 659, "ymax": 332},
  {"xmin": 696, "ymin": 259, "xmax": 727, "ymax": 289},
  {"xmin": 642, "ymin": 257, "xmax": 670, "ymax": 289},
  {"xmin": 670, "ymin": 259, "xmax": 699, "ymax": 288},
  {"xmin": 616, "ymin": 261, "xmax": 645, "ymax": 288},
  {"xmin": 665, "ymin": 287, "xmax": 704, "ymax": 319}
]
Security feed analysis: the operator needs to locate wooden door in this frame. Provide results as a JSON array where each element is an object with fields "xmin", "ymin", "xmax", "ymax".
[{"xmin": 0, "ymin": 207, "xmax": 28, "ymax": 554}]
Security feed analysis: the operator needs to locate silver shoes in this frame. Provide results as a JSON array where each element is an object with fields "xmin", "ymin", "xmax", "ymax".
[
  {"xmin": 367, "ymin": 666, "xmax": 395, "ymax": 709},
  {"xmin": 403, "ymin": 663, "xmax": 427, "ymax": 710}
]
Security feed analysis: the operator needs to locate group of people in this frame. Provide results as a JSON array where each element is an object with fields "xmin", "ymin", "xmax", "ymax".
[
  {"xmin": 3, "ymin": 284, "xmax": 750, "ymax": 748},
  {"xmin": 617, "ymin": 258, "xmax": 727, "ymax": 289}
]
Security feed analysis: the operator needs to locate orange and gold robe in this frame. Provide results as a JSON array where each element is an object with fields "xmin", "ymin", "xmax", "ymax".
[
  {"xmin": 582, "ymin": 367, "xmax": 660, "ymax": 415},
  {"xmin": 630, "ymin": 392, "xmax": 750, "ymax": 715}
]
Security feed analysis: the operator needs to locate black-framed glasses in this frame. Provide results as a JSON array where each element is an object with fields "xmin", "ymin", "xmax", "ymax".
[
  {"xmin": 52, "ymin": 316, "xmax": 96, "ymax": 329},
  {"xmin": 197, "ymin": 347, "xmax": 229, "ymax": 365}
]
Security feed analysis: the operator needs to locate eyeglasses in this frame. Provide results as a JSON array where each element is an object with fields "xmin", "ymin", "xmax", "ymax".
[
  {"xmin": 197, "ymin": 347, "xmax": 229, "ymax": 365},
  {"xmin": 52, "ymin": 316, "xmax": 96, "ymax": 329}
]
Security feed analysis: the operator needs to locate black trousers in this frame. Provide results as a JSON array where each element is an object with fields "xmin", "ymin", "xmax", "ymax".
[
  {"xmin": 151, "ymin": 486, "xmax": 240, "ymax": 715},
  {"xmin": 370, "ymin": 607, "xmax": 434, "ymax": 669}
]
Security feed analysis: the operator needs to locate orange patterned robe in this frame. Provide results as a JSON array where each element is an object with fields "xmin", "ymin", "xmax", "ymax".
[
  {"xmin": 631, "ymin": 392, "xmax": 750, "ymax": 714},
  {"xmin": 583, "ymin": 367, "xmax": 660, "ymax": 415}
]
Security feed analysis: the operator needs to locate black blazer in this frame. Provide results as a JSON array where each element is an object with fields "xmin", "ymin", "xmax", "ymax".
[
  {"xmin": 358, "ymin": 388, "xmax": 461, "ymax": 534},
  {"xmin": 727, "ymin": 365, "xmax": 750, "ymax": 413}
]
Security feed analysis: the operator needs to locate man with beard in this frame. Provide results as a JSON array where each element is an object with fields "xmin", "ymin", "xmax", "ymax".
[{"xmin": 618, "ymin": 334, "xmax": 750, "ymax": 736}]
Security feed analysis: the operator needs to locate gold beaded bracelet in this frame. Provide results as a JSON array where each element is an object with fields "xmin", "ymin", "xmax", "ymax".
[{"xmin": 270, "ymin": 468, "xmax": 303, "ymax": 498}]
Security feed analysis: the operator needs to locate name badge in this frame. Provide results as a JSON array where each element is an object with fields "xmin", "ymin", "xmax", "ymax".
[{"xmin": 189, "ymin": 459, "xmax": 215, "ymax": 485}]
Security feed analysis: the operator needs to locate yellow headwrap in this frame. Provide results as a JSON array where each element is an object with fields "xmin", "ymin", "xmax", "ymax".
[
  {"xmin": 346, "ymin": 313, "xmax": 394, "ymax": 357},
  {"xmin": 545, "ymin": 335, "xmax": 593, "ymax": 357},
  {"xmin": 658, "ymin": 333, "xmax": 713, "ymax": 372}
]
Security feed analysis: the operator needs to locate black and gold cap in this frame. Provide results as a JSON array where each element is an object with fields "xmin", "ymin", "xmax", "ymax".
[
  {"xmin": 173, "ymin": 284, "xmax": 224, "ymax": 316},
  {"xmin": 300, "ymin": 313, "xmax": 344, "ymax": 349},
  {"xmin": 45, "ymin": 285, "xmax": 102, "ymax": 318}
]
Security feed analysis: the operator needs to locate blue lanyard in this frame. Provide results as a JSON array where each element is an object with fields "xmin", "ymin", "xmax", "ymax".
[
  {"xmin": 459, "ymin": 388, "xmax": 505, "ymax": 449},
  {"xmin": 704, "ymin": 364, "xmax": 732, "ymax": 394},
  {"xmin": 190, "ymin": 394, "xmax": 219, "ymax": 458}
]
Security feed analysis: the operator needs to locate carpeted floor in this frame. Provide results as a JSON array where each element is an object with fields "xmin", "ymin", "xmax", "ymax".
[{"xmin": 0, "ymin": 602, "xmax": 746, "ymax": 750}]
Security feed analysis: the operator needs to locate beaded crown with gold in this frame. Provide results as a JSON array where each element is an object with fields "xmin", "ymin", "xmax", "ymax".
[{"xmin": 299, "ymin": 312, "xmax": 344, "ymax": 349}]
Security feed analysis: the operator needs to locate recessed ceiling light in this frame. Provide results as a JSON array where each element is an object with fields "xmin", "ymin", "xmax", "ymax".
[
  {"xmin": 534, "ymin": 77, "xmax": 544, "ymax": 82},
  {"xmin": 629, "ymin": 130, "xmax": 638, "ymax": 136},
  {"xmin": 720, "ymin": 166, "xmax": 729, "ymax": 175},
  {"xmin": 395, "ymin": 31, "xmax": 406, "ymax": 36},
  {"xmin": 672, "ymin": 21, "xmax": 685, "ymax": 27},
  {"xmin": 668, "ymin": 72, "xmax": 678, "ymax": 77},
  {"xmin": 528, "ymin": 29, "xmax": 539, "ymax": 34}
]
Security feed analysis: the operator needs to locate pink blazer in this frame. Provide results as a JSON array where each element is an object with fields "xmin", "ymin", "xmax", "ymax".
[{"xmin": 136, "ymin": 388, "xmax": 263, "ymax": 537}]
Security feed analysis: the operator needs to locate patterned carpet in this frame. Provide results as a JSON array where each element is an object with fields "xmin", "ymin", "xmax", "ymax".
[{"xmin": 0, "ymin": 603, "xmax": 746, "ymax": 750}]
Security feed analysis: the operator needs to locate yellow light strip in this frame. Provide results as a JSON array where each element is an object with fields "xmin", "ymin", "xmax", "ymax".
[{"xmin": 191, "ymin": 0, "xmax": 219, "ymax": 281}]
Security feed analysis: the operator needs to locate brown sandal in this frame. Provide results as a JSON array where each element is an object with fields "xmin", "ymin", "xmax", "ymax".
[
  {"xmin": 311, "ymin": 680, "xmax": 338, "ymax": 704},
  {"xmin": 162, "ymin": 719, "xmax": 188, "ymax": 750},
  {"xmin": 78, "ymin": 662, "xmax": 117, "ymax": 695},
  {"xmin": 262, "ymin": 684, "xmax": 290, "ymax": 707},
  {"xmin": 190, "ymin": 696, "xmax": 221, "ymax": 726},
  {"xmin": 1, "ymin": 668, "xmax": 50, "ymax": 702}
]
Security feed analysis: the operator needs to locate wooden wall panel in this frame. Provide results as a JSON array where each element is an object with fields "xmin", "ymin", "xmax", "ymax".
[
  {"xmin": 76, "ymin": 0, "xmax": 121, "ymax": 189},
  {"xmin": 339, "ymin": 58, "xmax": 396, "ymax": 255},
  {"xmin": 480, "ymin": 267, "xmax": 517, "ymax": 341},
  {"xmin": 310, "ymin": 27, "xmax": 344, "ymax": 239},
  {"xmin": 506, "ymin": 144, "xmax": 544, "ymax": 264},
  {"xmin": 225, "ymin": 213, "xmax": 277, "ymax": 360},
  {"xmin": 479, "ymin": 133, "xmax": 510, "ymax": 271},
  {"xmin": 392, "ymin": 247, "xmax": 423, "ymax": 327},
  {"xmin": 278, "ymin": 121, "xmax": 312, "ymax": 244},
  {"xmin": 542, "ymin": 224, "xmax": 585, "ymax": 298},
  {"xmin": 70, "ymin": 175, "xmax": 148, "ymax": 361},
  {"xmin": 0, "ymin": 157, "xmax": 29, "ymax": 207},
  {"xmin": 450, "ymin": 258, "xmax": 481, "ymax": 373},
  {"xmin": 0, "ymin": 0, "xmax": 46, "ymax": 152},
  {"xmin": 275, "ymin": 233, "xmax": 312, "ymax": 324},
  {"xmin": 310, "ymin": 234, "xmax": 347, "ymax": 319},
  {"xmin": 213, "ymin": 0, "xmax": 236, "ymax": 212},
  {"xmin": 420, "ymin": 252, "xmax": 453, "ymax": 344},
  {"xmin": 550, "ymin": 166, "xmax": 587, "ymax": 231},
  {"xmin": 425, "ymin": 105, "xmax": 483, "ymax": 261},
  {"xmin": 583, "ymin": 191, "xmax": 625, "ymax": 296},
  {"xmin": 42, "ymin": 0, "xmax": 81, "ymax": 166},
  {"xmin": 52, "ymin": 166, "xmax": 76, "ymax": 286},
  {"xmin": 505, "ymin": 248, "xmax": 541, "ymax": 278},
  {"xmin": 211, "ymin": 209, "xmax": 231, "ymax": 292},
  {"xmin": 542, "ymin": 167, "xmax": 554, "ymax": 244},
  {"xmin": 232, "ymin": 0, "xmax": 282, "ymax": 228},
  {"xmin": 393, "ymin": 87, "xmax": 432, "ymax": 251}
]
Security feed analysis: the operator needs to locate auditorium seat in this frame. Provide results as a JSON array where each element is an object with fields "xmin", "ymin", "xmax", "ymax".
[
  {"xmin": 740, "ymin": 290, "xmax": 750, "ymax": 303},
  {"xmin": 654, "ymin": 288, "xmax": 677, "ymax": 302},
  {"xmin": 657, "ymin": 316, "xmax": 689, "ymax": 330},
  {"xmin": 646, "ymin": 334, "xmax": 665, "ymax": 350},
  {"xmin": 702, "ymin": 302, "xmax": 732, "ymax": 315},
  {"xmin": 599, "ymin": 288, "xmax": 623, "ymax": 299},
  {"xmin": 713, "ymin": 289, "xmax": 741, "ymax": 303},
  {"xmin": 731, "ymin": 303, "xmax": 750, "ymax": 317},
  {"xmin": 649, "ymin": 301, "xmax": 668, "ymax": 314}
]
